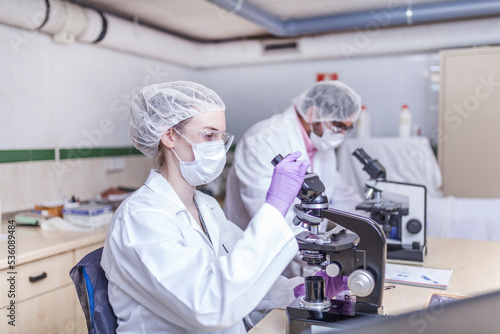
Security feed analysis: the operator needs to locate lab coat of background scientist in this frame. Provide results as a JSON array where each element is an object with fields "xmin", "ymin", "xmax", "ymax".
[{"xmin": 224, "ymin": 81, "xmax": 364, "ymax": 278}]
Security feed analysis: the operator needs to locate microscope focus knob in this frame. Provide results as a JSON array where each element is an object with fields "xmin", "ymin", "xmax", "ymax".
[
  {"xmin": 325, "ymin": 263, "xmax": 341, "ymax": 277},
  {"xmin": 292, "ymin": 216, "xmax": 302, "ymax": 226},
  {"xmin": 348, "ymin": 269, "xmax": 375, "ymax": 297},
  {"xmin": 406, "ymin": 219, "xmax": 422, "ymax": 234}
]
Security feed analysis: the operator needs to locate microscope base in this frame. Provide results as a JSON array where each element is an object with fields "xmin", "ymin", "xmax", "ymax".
[
  {"xmin": 387, "ymin": 243, "xmax": 427, "ymax": 262},
  {"xmin": 286, "ymin": 297, "xmax": 383, "ymax": 334}
]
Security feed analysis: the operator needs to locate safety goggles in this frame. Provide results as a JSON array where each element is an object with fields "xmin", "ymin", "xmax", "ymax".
[
  {"xmin": 322, "ymin": 121, "xmax": 354, "ymax": 134},
  {"xmin": 175, "ymin": 127, "xmax": 234, "ymax": 153}
]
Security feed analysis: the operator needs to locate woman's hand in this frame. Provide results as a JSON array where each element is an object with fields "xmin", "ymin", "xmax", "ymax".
[{"xmin": 265, "ymin": 151, "xmax": 310, "ymax": 217}]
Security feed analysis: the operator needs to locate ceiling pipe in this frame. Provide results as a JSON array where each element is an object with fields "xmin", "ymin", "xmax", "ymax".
[
  {"xmin": 1, "ymin": 0, "xmax": 202, "ymax": 67},
  {"xmin": 0, "ymin": 0, "xmax": 106, "ymax": 43},
  {"xmin": 1, "ymin": 0, "xmax": 500, "ymax": 69},
  {"xmin": 205, "ymin": 0, "xmax": 500, "ymax": 37},
  {"xmin": 200, "ymin": 16, "xmax": 500, "ymax": 68},
  {"xmin": 207, "ymin": 0, "xmax": 285, "ymax": 36}
]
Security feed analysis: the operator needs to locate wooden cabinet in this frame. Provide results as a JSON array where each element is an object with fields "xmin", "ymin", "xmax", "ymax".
[
  {"xmin": 1, "ymin": 285, "xmax": 77, "ymax": 334},
  {"xmin": 1, "ymin": 251, "xmax": 74, "ymax": 308},
  {"xmin": 0, "ymin": 223, "xmax": 106, "ymax": 333}
]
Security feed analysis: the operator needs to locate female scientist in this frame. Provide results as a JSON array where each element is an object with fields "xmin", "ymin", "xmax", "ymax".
[{"xmin": 101, "ymin": 81, "xmax": 310, "ymax": 333}]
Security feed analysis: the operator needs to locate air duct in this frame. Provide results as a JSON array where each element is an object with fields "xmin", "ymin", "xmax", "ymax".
[
  {"xmin": 0, "ymin": 0, "xmax": 104, "ymax": 43},
  {"xmin": 101, "ymin": 14, "xmax": 201, "ymax": 67},
  {"xmin": 0, "ymin": 0, "xmax": 202, "ymax": 66},
  {"xmin": 207, "ymin": 0, "xmax": 285, "ymax": 36},
  {"xmin": 206, "ymin": 0, "xmax": 500, "ymax": 37},
  {"xmin": 1, "ymin": 0, "xmax": 500, "ymax": 69},
  {"xmin": 198, "ymin": 16, "xmax": 500, "ymax": 68}
]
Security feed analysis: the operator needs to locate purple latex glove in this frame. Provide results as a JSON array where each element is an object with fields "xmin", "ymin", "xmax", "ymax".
[
  {"xmin": 265, "ymin": 151, "xmax": 310, "ymax": 217},
  {"xmin": 293, "ymin": 271, "xmax": 350, "ymax": 299}
]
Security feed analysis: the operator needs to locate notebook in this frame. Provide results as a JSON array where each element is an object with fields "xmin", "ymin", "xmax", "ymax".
[{"xmin": 384, "ymin": 263, "xmax": 453, "ymax": 289}]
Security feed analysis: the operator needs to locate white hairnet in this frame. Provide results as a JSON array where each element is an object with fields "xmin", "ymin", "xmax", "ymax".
[
  {"xmin": 129, "ymin": 81, "xmax": 226, "ymax": 158},
  {"xmin": 293, "ymin": 81, "xmax": 361, "ymax": 123}
]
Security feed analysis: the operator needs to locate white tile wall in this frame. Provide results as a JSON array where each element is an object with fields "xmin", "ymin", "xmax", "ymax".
[
  {"xmin": 0, "ymin": 23, "xmax": 195, "ymax": 150},
  {"xmin": 0, "ymin": 97, "xmax": 16, "ymax": 148},
  {"xmin": 0, "ymin": 23, "xmax": 193, "ymax": 211},
  {"xmin": 0, "ymin": 35, "xmax": 13, "ymax": 96},
  {"xmin": 12, "ymin": 96, "xmax": 52, "ymax": 148}
]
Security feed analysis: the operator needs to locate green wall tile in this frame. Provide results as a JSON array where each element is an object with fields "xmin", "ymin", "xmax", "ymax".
[
  {"xmin": 30, "ymin": 149, "xmax": 55, "ymax": 161},
  {"xmin": 0, "ymin": 150, "xmax": 31, "ymax": 163},
  {"xmin": 0, "ymin": 147, "xmax": 142, "ymax": 164}
]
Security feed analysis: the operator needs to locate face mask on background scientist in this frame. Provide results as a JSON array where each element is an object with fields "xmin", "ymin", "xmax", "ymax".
[
  {"xmin": 294, "ymin": 81, "xmax": 358, "ymax": 151},
  {"xmin": 100, "ymin": 81, "xmax": 314, "ymax": 333}
]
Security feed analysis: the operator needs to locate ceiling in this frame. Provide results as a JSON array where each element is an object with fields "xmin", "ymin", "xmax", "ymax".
[{"xmin": 70, "ymin": 0, "xmax": 487, "ymax": 42}]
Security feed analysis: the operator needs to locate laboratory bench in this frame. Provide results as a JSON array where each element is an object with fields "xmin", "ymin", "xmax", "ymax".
[
  {"xmin": 2, "ymin": 215, "xmax": 498, "ymax": 334},
  {"xmin": 249, "ymin": 236, "xmax": 500, "ymax": 333},
  {"xmin": 0, "ymin": 218, "xmax": 107, "ymax": 333}
]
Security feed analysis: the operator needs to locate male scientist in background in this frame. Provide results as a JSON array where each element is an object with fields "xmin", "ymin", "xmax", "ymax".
[{"xmin": 224, "ymin": 80, "xmax": 363, "ymax": 277}]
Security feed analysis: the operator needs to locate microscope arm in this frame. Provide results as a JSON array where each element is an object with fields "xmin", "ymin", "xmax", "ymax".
[{"xmin": 322, "ymin": 208, "xmax": 387, "ymax": 313}]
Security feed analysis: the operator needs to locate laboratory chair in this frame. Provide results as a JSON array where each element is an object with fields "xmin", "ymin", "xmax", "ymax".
[{"xmin": 70, "ymin": 247, "xmax": 118, "ymax": 334}]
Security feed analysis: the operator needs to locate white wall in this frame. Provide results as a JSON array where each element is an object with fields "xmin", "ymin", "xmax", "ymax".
[
  {"xmin": 0, "ymin": 22, "xmax": 446, "ymax": 151},
  {"xmin": 0, "ymin": 21, "xmax": 442, "ymax": 212},
  {"xmin": 199, "ymin": 53, "xmax": 440, "ymax": 143},
  {"xmin": 0, "ymin": 23, "xmax": 195, "ymax": 151},
  {"xmin": 0, "ymin": 23, "xmax": 195, "ymax": 212}
]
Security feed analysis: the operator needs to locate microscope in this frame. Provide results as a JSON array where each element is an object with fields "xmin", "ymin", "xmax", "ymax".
[
  {"xmin": 271, "ymin": 155, "xmax": 387, "ymax": 334},
  {"xmin": 352, "ymin": 148, "xmax": 427, "ymax": 262}
]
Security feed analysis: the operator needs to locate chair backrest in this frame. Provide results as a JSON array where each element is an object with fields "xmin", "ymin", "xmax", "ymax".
[{"xmin": 70, "ymin": 247, "xmax": 118, "ymax": 334}]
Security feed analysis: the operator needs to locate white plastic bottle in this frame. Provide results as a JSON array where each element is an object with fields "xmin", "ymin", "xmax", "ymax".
[
  {"xmin": 356, "ymin": 105, "xmax": 370, "ymax": 138},
  {"xmin": 399, "ymin": 104, "xmax": 412, "ymax": 138}
]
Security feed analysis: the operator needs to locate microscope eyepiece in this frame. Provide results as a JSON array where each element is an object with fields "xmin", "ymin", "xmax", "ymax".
[
  {"xmin": 271, "ymin": 154, "xmax": 328, "ymax": 233},
  {"xmin": 271, "ymin": 154, "xmax": 284, "ymax": 166},
  {"xmin": 352, "ymin": 148, "xmax": 372, "ymax": 166},
  {"xmin": 352, "ymin": 148, "xmax": 387, "ymax": 180}
]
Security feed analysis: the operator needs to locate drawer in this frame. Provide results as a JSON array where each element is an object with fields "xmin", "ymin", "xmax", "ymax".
[
  {"xmin": 1, "ymin": 284, "xmax": 77, "ymax": 334},
  {"xmin": 0, "ymin": 251, "xmax": 73, "ymax": 308}
]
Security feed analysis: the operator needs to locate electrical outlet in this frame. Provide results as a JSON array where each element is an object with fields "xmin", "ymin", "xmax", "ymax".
[{"xmin": 107, "ymin": 157, "xmax": 126, "ymax": 172}]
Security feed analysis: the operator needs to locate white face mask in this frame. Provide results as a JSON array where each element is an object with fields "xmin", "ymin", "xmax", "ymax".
[
  {"xmin": 171, "ymin": 141, "xmax": 226, "ymax": 187},
  {"xmin": 310, "ymin": 128, "xmax": 345, "ymax": 151}
]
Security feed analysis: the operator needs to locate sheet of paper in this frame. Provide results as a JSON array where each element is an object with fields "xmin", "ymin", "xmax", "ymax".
[{"xmin": 385, "ymin": 263, "xmax": 453, "ymax": 289}]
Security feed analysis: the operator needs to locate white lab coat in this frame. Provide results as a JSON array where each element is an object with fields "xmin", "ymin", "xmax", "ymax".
[
  {"xmin": 224, "ymin": 107, "xmax": 362, "ymax": 277},
  {"xmin": 101, "ymin": 169, "xmax": 301, "ymax": 334}
]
